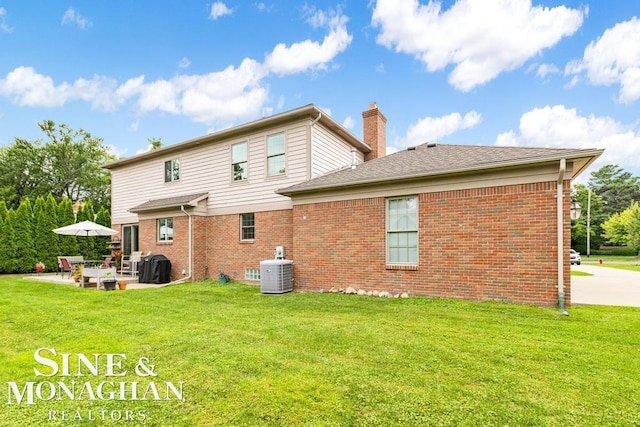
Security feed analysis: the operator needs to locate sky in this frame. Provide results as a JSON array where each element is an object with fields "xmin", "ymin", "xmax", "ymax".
[{"xmin": 1, "ymin": 0, "xmax": 639, "ymax": 183}]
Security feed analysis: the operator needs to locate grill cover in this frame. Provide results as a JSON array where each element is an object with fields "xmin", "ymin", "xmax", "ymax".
[{"xmin": 138, "ymin": 255, "xmax": 172, "ymax": 284}]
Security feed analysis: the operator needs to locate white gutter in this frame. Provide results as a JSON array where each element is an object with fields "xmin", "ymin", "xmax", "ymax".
[{"xmin": 557, "ymin": 159, "xmax": 568, "ymax": 315}]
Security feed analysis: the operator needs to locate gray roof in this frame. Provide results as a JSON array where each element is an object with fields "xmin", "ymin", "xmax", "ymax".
[
  {"xmin": 104, "ymin": 104, "xmax": 368, "ymax": 169},
  {"xmin": 130, "ymin": 192, "xmax": 209, "ymax": 213},
  {"xmin": 277, "ymin": 143, "xmax": 604, "ymax": 196}
]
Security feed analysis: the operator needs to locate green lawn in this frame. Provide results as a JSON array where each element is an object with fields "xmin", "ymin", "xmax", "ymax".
[
  {"xmin": 1, "ymin": 277, "xmax": 639, "ymax": 426},
  {"xmin": 570, "ymin": 269, "xmax": 593, "ymax": 276}
]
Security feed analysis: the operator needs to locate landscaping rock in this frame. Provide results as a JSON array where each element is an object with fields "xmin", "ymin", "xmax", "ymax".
[
  {"xmin": 379, "ymin": 291, "xmax": 391, "ymax": 298},
  {"xmin": 357, "ymin": 289, "xmax": 367, "ymax": 296},
  {"xmin": 401, "ymin": 292, "xmax": 409, "ymax": 298},
  {"xmin": 345, "ymin": 286, "xmax": 357, "ymax": 294},
  {"xmin": 372, "ymin": 290, "xmax": 379, "ymax": 297}
]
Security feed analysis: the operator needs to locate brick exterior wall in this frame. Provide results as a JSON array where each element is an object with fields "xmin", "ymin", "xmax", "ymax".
[
  {"xmin": 290, "ymin": 181, "xmax": 571, "ymax": 306},
  {"xmin": 207, "ymin": 210, "xmax": 293, "ymax": 282}
]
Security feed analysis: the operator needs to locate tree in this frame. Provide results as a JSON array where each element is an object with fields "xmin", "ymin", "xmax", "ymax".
[
  {"xmin": 0, "ymin": 121, "xmax": 114, "ymax": 209},
  {"xmin": 148, "ymin": 137, "xmax": 163, "ymax": 150},
  {"xmin": 0, "ymin": 210, "xmax": 19, "ymax": 273},
  {"xmin": 571, "ymin": 184, "xmax": 606, "ymax": 253},
  {"xmin": 33, "ymin": 195, "xmax": 59, "ymax": 272},
  {"xmin": 56, "ymin": 198, "xmax": 79, "ymax": 257},
  {"xmin": 602, "ymin": 202, "xmax": 640, "ymax": 252},
  {"xmin": 14, "ymin": 199, "xmax": 36, "ymax": 271},
  {"xmin": 588, "ymin": 165, "xmax": 640, "ymax": 217}
]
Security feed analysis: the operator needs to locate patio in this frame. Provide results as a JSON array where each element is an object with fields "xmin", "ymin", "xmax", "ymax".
[{"xmin": 26, "ymin": 272, "xmax": 157, "ymax": 290}]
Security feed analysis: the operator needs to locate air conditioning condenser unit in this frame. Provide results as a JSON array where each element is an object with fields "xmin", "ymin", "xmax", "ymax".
[{"xmin": 260, "ymin": 259, "xmax": 293, "ymax": 294}]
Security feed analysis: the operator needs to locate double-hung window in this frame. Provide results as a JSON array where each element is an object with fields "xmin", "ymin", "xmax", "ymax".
[
  {"xmin": 387, "ymin": 197, "xmax": 418, "ymax": 264},
  {"xmin": 158, "ymin": 218, "xmax": 173, "ymax": 242},
  {"xmin": 164, "ymin": 159, "xmax": 180, "ymax": 182},
  {"xmin": 267, "ymin": 132, "xmax": 286, "ymax": 176},
  {"xmin": 240, "ymin": 213, "xmax": 255, "ymax": 241},
  {"xmin": 232, "ymin": 142, "xmax": 248, "ymax": 181}
]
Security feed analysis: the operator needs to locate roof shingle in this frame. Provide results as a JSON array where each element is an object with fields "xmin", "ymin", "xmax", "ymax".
[{"xmin": 278, "ymin": 143, "xmax": 603, "ymax": 195}]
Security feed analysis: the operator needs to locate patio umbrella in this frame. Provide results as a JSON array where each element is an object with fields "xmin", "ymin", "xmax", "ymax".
[{"xmin": 53, "ymin": 220, "xmax": 118, "ymax": 237}]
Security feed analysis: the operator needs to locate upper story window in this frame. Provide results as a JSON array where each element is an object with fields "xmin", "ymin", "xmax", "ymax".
[
  {"xmin": 158, "ymin": 218, "xmax": 174, "ymax": 242},
  {"xmin": 232, "ymin": 142, "xmax": 248, "ymax": 181},
  {"xmin": 240, "ymin": 213, "xmax": 255, "ymax": 241},
  {"xmin": 267, "ymin": 132, "xmax": 286, "ymax": 176},
  {"xmin": 387, "ymin": 196, "xmax": 418, "ymax": 265},
  {"xmin": 164, "ymin": 159, "xmax": 180, "ymax": 182}
]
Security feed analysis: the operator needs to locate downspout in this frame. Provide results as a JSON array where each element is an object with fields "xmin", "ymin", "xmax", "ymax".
[
  {"xmin": 161, "ymin": 205, "xmax": 192, "ymax": 286},
  {"xmin": 557, "ymin": 159, "xmax": 569, "ymax": 315}
]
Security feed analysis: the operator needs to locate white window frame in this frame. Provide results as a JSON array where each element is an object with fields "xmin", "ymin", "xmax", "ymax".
[
  {"xmin": 164, "ymin": 159, "xmax": 180, "ymax": 182},
  {"xmin": 386, "ymin": 196, "xmax": 418, "ymax": 265},
  {"xmin": 158, "ymin": 218, "xmax": 174, "ymax": 242},
  {"xmin": 266, "ymin": 132, "xmax": 286, "ymax": 176},
  {"xmin": 231, "ymin": 142, "xmax": 248, "ymax": 182},
  {"xmin": 240, "ymin": 213, "xmax": 255, "ymax": 241}
]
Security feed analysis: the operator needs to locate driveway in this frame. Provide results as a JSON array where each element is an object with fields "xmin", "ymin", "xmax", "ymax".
[{"xmin": 571, "ymin": 264, "xmax": 640, "ymax": 307}]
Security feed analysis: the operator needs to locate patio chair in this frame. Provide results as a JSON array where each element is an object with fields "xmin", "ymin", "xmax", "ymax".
[
  {"xmin": 121, "ymin": 251, "xmax": 142, "ymax": 276},
  {"xmin": 59, "ymin": 257, "xmax": 76, "ymax": 279}
]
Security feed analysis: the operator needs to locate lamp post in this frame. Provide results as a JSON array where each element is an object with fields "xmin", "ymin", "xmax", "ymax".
[
  {"xmin": 586, "ymin": 189, "xmax": 591, "ymax": 257},
  {"xmin": 570, "ymin": 201, "xmax": 582, "ymax": 220}
]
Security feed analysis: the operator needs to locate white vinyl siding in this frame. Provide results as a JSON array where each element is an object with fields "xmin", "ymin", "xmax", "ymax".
[
  {"xmin": 311, "ymin": 123, "xmax": 363, "ymax": 177},
  {"xmin": 109, "ymin": 117, "xmax": 361, "ymax": 224}
]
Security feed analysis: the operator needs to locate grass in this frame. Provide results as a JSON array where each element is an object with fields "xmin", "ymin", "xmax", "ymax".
[
  {"xmin": 1, "ymin": 277, "xmax": 640, "ymax": 426},
  {"xmin": 570, "ymin": 269, "xmax": 593, "ymax": 276}
]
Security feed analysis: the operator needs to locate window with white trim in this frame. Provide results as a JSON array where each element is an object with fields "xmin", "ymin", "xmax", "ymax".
[
  {"xmin": 164, "ymin": 159, "xmax": 180, "ymax": 182},
  {"xmin": 158, "ymin": 218, "xmax": 174, "ymax": 242},
  {"xmin": 387, "ymin": 197, "xmax": 418, "ymax": 264},
  {"xmin": 240, "ymin": 213, "xmax": 255, "ymax": 241},
  {"xmin": 267, "ymin": 132, "xmax": 286, "ymax": 176},
  {"xmin": 232, "ymin": 142, "xmax": 248, "ymax": 181}
]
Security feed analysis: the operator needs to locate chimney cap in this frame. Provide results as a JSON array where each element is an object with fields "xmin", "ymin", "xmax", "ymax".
[{"xmin": 369, "ymin": 102, "xmax": 377, "ymax": 109}]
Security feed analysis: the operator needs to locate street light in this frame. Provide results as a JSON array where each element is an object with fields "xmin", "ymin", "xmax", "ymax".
[{"xmin": 570, "ymin": 201, "xmax": 582, "ymax": 220}]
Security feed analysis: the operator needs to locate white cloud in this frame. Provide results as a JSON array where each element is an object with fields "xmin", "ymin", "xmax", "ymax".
[
  {"xmin": 209, "ymin": 2, "xmax": 232, "ymax": 20},
  {"xmin": 0, "ymin": 67, "xmax": 125, "ymax": 110},
  {"xmin": 372, "ymin": 0, "xmax": 585, "ymax": 92},
  {"xmin": 396, "ymin": 111, "xmax": 482, "ymax": 147},
  {"xmin": 1, "ymin": 7, "xmax": 13, "ymax": 33},
  {"xmin": 265, "ymin": 8, "xmax": 352, "ymax": 75},
  {"xmin": 496, "ymin": 105, "xmax": 640, "ymax": 173},
  {"xmin": 376, "ymin": 63, "xmax": 385, "ymax": 73},
  {"xmin": 343, "ymin": 116, "xmax": 354, "ymax": 129},
  {"xmin": 62, "ymin": 7, "xmax": 91, "ymax": 29},
  {"xmin": 0, "ymin": 7, "xmax": 351, "ymax": 126},
  {"xmin": 536, "ymin": 63, "xmax": 560, "ymax": 79},
  {"xmin": 178, "ymin": 57, "xmax": 191, "ymax": 69},
  {"xmin": 565, "ymin": 17, "xmax": 640, "ymax": 104}
]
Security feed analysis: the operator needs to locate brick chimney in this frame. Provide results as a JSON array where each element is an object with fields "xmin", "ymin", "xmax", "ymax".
[{"xmin": 362, "ymin": 102, "xmax": 387, "ymax": 161}]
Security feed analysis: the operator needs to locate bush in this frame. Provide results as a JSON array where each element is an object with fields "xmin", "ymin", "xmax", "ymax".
[{"xmin": 591, "ymin": 248, "xmax": 639, "ymax": 256}]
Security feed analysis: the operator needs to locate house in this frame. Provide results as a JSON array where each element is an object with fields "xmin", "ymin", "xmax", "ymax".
[{"xmin": 104, "ymin": 103, "xmax": 603, "ymax": 307}]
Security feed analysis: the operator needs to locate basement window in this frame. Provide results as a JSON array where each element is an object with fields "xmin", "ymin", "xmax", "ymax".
[{"xmin": 245, "ymin": 268, "xmax": 260, "ymax": 281}]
